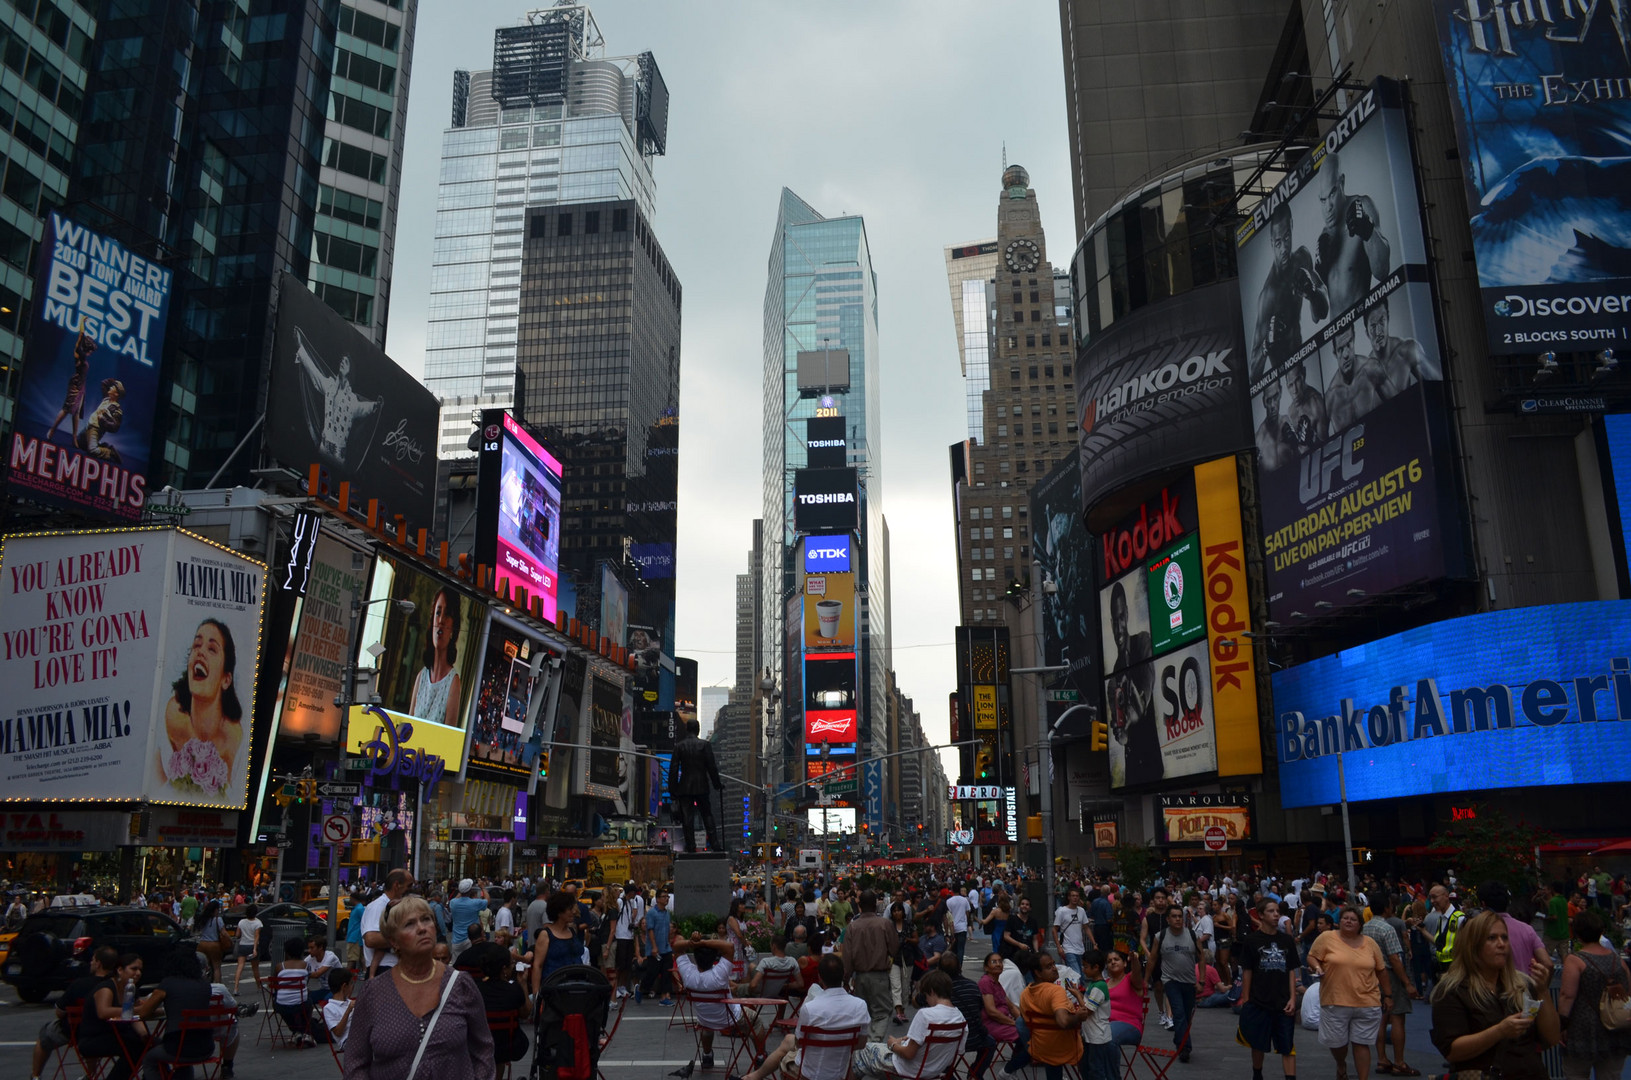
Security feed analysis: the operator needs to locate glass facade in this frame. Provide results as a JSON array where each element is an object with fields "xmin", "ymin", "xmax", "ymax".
[
  {"xmin": 424, "ymin": 52, "xmax": 661, "ymax": 457},
  {"xmin": 307, "ymin": 0, "xmax": 417, "ymax": 345},
  {"xmin": 0, "ymin": 0, "xmax": 95, "ymax": 428},
  {"xmin": 761, "ymin": 188, "xmax": 889, "ymax": 764},
  {"xmin": 943, "ymin": 239, "xmax": 997, "ymax": 441},
  {"xmin": 1069, "ymin": 152, "xmax": 1280, "ymax": 347},
  {"xmin": 517, "ymin": 196, "xmax": 679, "ymax": 661},
  {"xmin": 59, "ymin": 0, "xmax": 347, "ymax": 488}
]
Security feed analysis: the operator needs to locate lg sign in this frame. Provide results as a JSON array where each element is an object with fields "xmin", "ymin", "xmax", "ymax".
[{"xmin": 803, "ymin": 535, "xmax": 852, "ymax": 572}]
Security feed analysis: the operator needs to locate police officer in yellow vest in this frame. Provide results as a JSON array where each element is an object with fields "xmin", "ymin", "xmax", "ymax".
[{"xmin": 1423, "ymin": 884, "xmax": 1464, "ymax": 976}]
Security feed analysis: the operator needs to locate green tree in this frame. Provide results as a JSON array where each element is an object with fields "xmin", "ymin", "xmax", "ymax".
[
  {"xmin": 1107, "ymin": 841, "xmax": 1159, "ymax": 889},
  {"xmin": 1426, "ymin": 804, "xmax": 1554, "ymax": 899}
]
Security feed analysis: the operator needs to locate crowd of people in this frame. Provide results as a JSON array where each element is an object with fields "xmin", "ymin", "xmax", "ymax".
[{"xmin": 12, "ymin": 860, "xmax": 1631, "ymax": 1080}]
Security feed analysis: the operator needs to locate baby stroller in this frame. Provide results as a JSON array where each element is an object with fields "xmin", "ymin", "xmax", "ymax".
[{"xmin": 530, "ymin": 964, "xmax": 613, "ymax": 1080}]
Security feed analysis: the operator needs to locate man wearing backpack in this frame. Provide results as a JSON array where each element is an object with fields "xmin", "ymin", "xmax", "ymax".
[{"xmin": 1151, "ymin": 905, "xmax": 1201, "ymax": 1062}]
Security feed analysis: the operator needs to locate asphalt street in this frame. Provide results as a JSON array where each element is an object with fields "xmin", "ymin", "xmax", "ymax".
[{"xmin": 0, "ymin": 946, "xmax": 1456, "ymax": 1080}]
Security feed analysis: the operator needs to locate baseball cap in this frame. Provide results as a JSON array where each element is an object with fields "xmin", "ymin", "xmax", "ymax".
[{"xmin": 459, "ymin": 878, "xmax": 475, "ymax": 894}]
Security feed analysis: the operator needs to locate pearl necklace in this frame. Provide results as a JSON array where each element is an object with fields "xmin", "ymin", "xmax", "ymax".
[{"xmin": 396, "ymin": 960, "xmax": 440, "ymax": 984}]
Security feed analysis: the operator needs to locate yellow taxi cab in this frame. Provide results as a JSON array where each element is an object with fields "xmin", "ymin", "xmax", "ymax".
[{"xmin": 303, "ymin": 894, "xmax": 358, "ymax": 935}]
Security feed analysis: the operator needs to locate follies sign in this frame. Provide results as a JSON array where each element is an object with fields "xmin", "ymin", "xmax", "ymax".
[
  {"xmin": 1236, "ymin": 78, "xmax": 1463, "ymax": 624},
  {"xmin": 1435, "ymin": 0, "xmax": 1631, "ymax": 355}
]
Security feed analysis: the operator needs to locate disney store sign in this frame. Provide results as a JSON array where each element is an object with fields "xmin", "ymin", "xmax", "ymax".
[{"xmin": 347, "ymin": 704, "xmax": 465, "ymax": 801}]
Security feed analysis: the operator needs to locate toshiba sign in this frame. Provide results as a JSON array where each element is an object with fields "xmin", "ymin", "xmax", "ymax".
[{"xmin": 794, "ymin": 468, "xmax": 858, "ymax": 533}]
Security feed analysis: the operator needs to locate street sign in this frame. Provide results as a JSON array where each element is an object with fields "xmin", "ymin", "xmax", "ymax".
[
  {"xmin": 1203, "ymin": 825, "xmax": 1228, "ymax": 853},
  {"xmin": 316, "ymin": 782, "xmax": 361, "ymax": 799},
  {"xmin": 276, "ymin": 835, "xmax": 292, "ymax": 849},
  {"xmin": 322, "ymin": 814, "xmax": 354, "ymax": 845},
  {"xmin": 345, "ymin": 757, "xmax": 372, "ymax": 772},
  {"xmin": 1047, "ymin": 689, "xmax": 1080, "ymax": 702}
]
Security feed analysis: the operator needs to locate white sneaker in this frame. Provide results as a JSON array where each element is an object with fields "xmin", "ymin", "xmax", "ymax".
[{"xmin": 1160, "ymin": 1015, "xmax": 1174, "ymax": 1029}]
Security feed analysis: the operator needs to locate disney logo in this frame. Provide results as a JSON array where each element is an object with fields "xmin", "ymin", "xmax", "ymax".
[
  {"xmin": 383, "ymin": 419, "xmax": 426, "ymax": 464},
  {"xmin": 357, "ymin": 704, "xmax": 445, "ymax": 800}
]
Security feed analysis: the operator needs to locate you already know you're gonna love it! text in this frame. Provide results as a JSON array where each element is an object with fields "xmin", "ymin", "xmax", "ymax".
[{"xmin": 0, "ymin": 528, "xmax": 266, "ymax": 808}]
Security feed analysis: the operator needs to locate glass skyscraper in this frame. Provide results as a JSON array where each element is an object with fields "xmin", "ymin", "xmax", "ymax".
[
  {"xmin": 944, "ymin": 239, "xmax": 997, "ymax": 439},
  {"xmin": 0, "ymin": 0, "xmax": 95, "ymax": 429},
  {"xmin": 423, "ymin": 5, "xmax": 667, "ymax": 458},
  {"xmin": 307, "ymin": 0, "xmax": 418, "ymax": 345},
  {"xmin": 761, "ymin": 188, "xmax": 890, "ymax": 775}
]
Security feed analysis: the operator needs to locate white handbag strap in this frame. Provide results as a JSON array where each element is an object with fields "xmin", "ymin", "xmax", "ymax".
[{"xmin": 407, "ymin": 968, "xmax": 459, "ymax": 1080}]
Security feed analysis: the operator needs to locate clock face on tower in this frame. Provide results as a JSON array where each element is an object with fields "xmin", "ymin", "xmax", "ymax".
[{"xmin": 1005, "ymin": 238, "xmax": 1040, "ymax": 273}]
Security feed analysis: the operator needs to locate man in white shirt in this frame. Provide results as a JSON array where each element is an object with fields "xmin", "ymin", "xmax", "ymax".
[
  {"xmin": 360, "ymin": 868, "xmax": 411, "ymax": 976},
  {"xmin": 494, "ymin": 888, "xmax": 516, "ymax": 934},
  {"xmin": 613, "ymin": 884, "xmax": 646, "ymax": 1000},
  {"xmin": 852, "ymin": 970, "xmax": 966, "ymax": 1080},
  {"xmin": 1052, "ymin": 886, "xmax": 1089, "ymax": 977},
  {"xmin": 945, "ymin": 885, "xmax": 973, "ymax": 963},
  {"xmin": 304, "ymin": 937, "xmax": 342, "ymax": 1004},
  {"xmin": 733, "ymin": 955, "xmax": 868, "ymax": 1080},
  {"xmin": 674, "ymin": 934, "xmax": 762, "ymax": 1071}
]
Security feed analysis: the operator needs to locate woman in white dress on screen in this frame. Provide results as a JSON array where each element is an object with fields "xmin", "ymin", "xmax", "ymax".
[{"xmin": 410, "ymin": 586, "xmax": 463, "ymax": 726}]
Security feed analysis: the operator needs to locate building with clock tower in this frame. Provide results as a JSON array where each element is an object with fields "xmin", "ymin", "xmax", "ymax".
[{"xmin": 948, "ymin": 166, "xmax": 1077, "ymax": 626}]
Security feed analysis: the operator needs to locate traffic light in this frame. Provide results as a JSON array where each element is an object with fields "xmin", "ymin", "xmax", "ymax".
[
  {"xmin": 1091, "ymin": 720, "xmax": 1108, "ymax": 753},
  {"xmin": 976, "ymin": 746, "xmax": 993, "ymax": 779}
]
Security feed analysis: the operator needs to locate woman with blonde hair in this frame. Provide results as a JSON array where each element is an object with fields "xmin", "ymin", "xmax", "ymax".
[
  {"xmin": 343, "ymin": 894, "xmax": 494, "ymax": 1079},
  {"xmin": 1430, "ymin": 909, "xmax": 1559, "ymax": 1080}
]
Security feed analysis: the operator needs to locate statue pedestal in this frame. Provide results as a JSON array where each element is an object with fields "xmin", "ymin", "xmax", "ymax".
[{"xmin": 672, "ymin": 851, "xmax": 732, "ymax": 922}]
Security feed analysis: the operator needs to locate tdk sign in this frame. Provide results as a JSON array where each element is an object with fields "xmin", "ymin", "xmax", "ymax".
[{"xmin": 804, "ymin": 535, "xmax": 852, "ymax": 573}]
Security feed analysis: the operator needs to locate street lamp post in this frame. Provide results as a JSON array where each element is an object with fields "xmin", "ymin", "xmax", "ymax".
[{"xmin": 760, "ymin": 670, "xmax": 780, "ymax": 913}]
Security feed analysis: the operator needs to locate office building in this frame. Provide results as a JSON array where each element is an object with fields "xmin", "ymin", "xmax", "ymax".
[
  {"xmin": 0, "ymin": 0, "xmax": 95, "ymax": 429},
  {"xmin": 949, "ymin": 166, "xmax": 1076, "ymax": 626},
  {"xmin": 761, "ymin": 188, "xmax": 890, "ymax": 798},
  {"xmin": 1057, "ymin": 0, "xmax": 1286, "ymax": 237},
  {"xmin": 944, "ymin": 239, "xmax": 998, "ymax": 439},
  {"xmin": 1053, "ymin": 2, "xmax": 1631, "ymax": 863},
  {"xmin": 44, "ymin": 0, "xmax": 409, "ymax": 489},
  {"xmin": 424, "ymin": 4, "xmax": 668, "ymax": 457},
  {"xmin": 308, "ymin": 0, "xmax": 418, "ymax": 344}
]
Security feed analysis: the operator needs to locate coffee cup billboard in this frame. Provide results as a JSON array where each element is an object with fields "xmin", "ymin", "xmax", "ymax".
[
  {"xmin": 803, "ymin": 571, "xmax": 854, "ymax": 650},
  {"xmin": 0, "ymin": 527, "xmax": 264, "ymax": 807}
]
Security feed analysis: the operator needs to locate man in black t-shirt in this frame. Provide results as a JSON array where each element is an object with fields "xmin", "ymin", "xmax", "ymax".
[
  {"xmin": 30, "ymin": 945, "xmax": 117, "ymax": 1079},
  {"xmin": 999, "ymin": 896, "xmax": 1039, "ymax": 963},
  {"xmin": 1140, "ymin": 887, "xmax": 1174, "ymax": 1027},
  {"xmin": 1238, "ymin": 898, "xmax": 1301, "ymax": 1080}
]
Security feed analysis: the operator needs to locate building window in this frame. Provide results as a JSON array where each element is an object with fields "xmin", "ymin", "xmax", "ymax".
[
  {"xmin": 1011, "ymin": 291, "xmax": 1022, "ymax": 304},
  {"xmin": 557, "ymin": 214, "xmax": 572, "ymax": 236},
  {"xmin": 1028, "ymin": 366, "xmax": 1038, "ymax": 380},
  {"xmin": 1030, "ymin": 309, "xmax": 1041, "ymax": 322},
  {"xmin": 612, "ymin": 208, "xmax": 628, "ymax": 232},
  {"xmin": 1025, "ymin": 334, "xmax": 1035, "ymax": 347},
  {"xmin": 1009, "ymin": 367, "xmax": 1020, "ymax": 380},
  {"xmin": 974, "ymin": 462, "xmax": 985, "ymax": 475},
  {"xmin": 996, "ymin": 424, "xmax": 1007, "ymax": 437},
  {"xmin": 585, "ymin": 210, "xmax": 600, "ymax": 234},
  {"xmin": 1042, "ymin": 333, "xmax": 1051, "ymax": 346},
  {"xmin": 1003, "ymin": 527, "xmax": 1013, "ymax": 539},
  {"xmin": 983, "ymin": 507, "xmax": 993, "ymax": 520},
  {"xmin": 1048, "ymin": 422, "xmax": 1059, "ymax": 434},
  {"xmin": 1063, "ymin": 364, "xmax": 1071, "ymax": 376},
  {"xmin": 971, "ymin": 568, "xmax": 982, "ymax": 583},
  {"xmin": 1030, "ymin": 290, "xmax": 1040, "ymax": 303},
  {"xmin": 1004, "ymin": 546, "xmax": 1014, "ymax": 559},
  {"xmin": 1002, "ymin": 506, "xmax": 1013, "ymax": 519}
]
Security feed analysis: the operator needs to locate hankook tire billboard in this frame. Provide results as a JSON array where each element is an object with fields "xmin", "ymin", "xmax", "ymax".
[{"xmin": 1075, "ymin": 280, "xmax": 1251, "ymax": 523}]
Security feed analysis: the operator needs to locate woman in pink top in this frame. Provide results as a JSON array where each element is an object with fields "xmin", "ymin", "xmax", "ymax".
[
  {"xmin": 1197, "ymin": 951, "xmax": 1231, "ymax": 1007},
  {"xmin": 1106, "ymin": 948, "xmax": 1146, "ymax": 1047}
]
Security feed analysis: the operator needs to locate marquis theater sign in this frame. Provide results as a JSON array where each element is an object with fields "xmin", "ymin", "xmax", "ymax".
[{"xmin": 1158, "ymin": 792, "xmax": 1253, "ymax": 844}]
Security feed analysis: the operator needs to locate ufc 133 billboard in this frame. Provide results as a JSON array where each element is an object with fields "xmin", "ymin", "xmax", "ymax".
[
  {"xmin": 1435, "ymin": 0, "xmax": 1631, "ymax": 355},
  {"xmin": 1235, "ymin": 78, "xmax": 1464, "ymax": 624}
]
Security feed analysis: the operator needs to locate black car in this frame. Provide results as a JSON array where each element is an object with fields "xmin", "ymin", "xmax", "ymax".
[
  {"xmin": 221, "ymin": 902, "xmax": 325, "ymax": 962},
  {"xmin": 1, "ymin": 906, "xmax": 196, "ymax": 1003}
]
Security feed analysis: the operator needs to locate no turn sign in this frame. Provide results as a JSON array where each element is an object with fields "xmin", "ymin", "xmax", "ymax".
[
  {"xmin": 322, "ymin": 814, "xmax": 353, "ymax": 845},
  {"xmin": 1203, "ymin": 825, "xmax": 1228, "ymax": 853}
]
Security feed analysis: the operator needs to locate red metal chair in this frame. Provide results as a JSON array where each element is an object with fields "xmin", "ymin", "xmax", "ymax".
[
  {"xmin": 487, "ymin": 1008, "xmax": 524, "ymax": 1080},
  {"xmin": 149, "ymin": 1005, "xmax": 236, "ymax": 1080},
  {"xmin": 264, "ymin": 967, "xmax": 311, "ymax": 1048},
  {"xmin": 791, "ymin": 1020, "xmax": 867, "ymax": 1080},
  {"xmin": 666, "ymin": 958, "xmax": 695, "ymax": 1033},
  {"xmin": 53, "ymin": 1002, "xmax": 111, "ymax": 1080},
  {"xmin": 686, "ymin": 985, "xmax": 757, "ymax": 1074},
  {"xmin": 885, "ymin": 1021, "xmax": 968, "ymax": 1080}
]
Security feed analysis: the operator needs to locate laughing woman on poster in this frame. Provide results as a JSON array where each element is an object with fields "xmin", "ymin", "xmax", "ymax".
[
  {"xmin": 411, "ymin": 586, "xmax": 463, "ymax": 726},
  {"xmin": 158, "ymin": 619, "xmax": 244, "ymax": 797}
]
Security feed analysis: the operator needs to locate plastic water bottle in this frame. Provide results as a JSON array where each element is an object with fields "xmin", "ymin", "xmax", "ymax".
[{"xmin": 122, "ymin": 979, "xmax": 135, "ymax": 1020}]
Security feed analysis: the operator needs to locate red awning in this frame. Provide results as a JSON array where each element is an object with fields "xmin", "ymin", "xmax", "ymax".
[{"xmin": 1395, "ymin": 838, "xmax": 1631, "ymax": 857}]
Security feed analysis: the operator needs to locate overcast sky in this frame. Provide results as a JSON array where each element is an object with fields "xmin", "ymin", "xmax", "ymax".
[{"xmin": 384, "ymin": 1, "xmax": 1076, "ymax": 773}]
